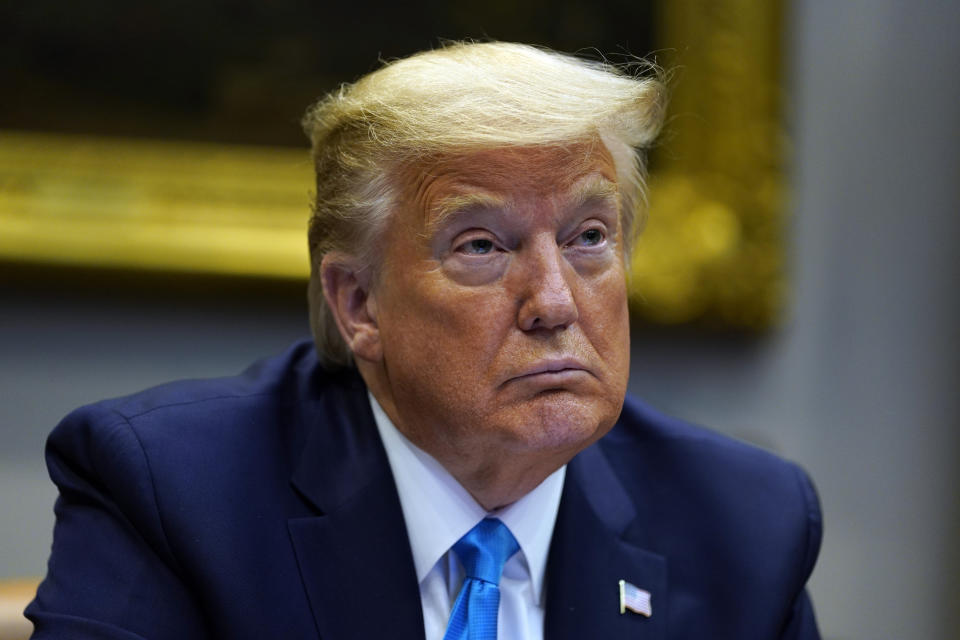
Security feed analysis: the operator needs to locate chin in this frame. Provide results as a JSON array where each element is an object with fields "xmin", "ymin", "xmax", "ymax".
[{"xmin": 503, "ymin": 391, "xmax": 620, "ymax": 455}]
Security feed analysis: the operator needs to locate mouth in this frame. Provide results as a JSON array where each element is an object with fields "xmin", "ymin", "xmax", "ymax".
[{"xmin": 505, "ymin": 358, "xmax": 593, "ymax": 386}]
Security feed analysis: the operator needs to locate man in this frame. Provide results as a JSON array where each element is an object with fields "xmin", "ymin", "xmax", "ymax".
[{"xmin": 27, "ymin": 42, "xmax": 821, "ymax": 639}]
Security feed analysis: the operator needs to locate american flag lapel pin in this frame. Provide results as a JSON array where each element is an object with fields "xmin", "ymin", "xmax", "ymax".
[{"xmin": 619, "ymin": 579, "xmax": 652, "ymax": 617}]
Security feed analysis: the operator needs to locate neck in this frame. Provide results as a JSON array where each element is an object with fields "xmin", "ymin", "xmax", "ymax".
[{"xmin": 440, "ymin": 447, "xmax": 569, "ymax": 511}]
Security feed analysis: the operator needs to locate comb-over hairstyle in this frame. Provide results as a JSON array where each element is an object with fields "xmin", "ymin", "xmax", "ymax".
[{"xmin": 303, "ymin": 41, "xmax": 667, "ymax": 367}]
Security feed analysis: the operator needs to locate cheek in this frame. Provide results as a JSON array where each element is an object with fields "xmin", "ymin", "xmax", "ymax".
[
  {"xmin": 583, "ymin": 270, "xmax": 631, "ymax": 367},
  {"xmin": 380, "ymin": 275, "xmax": 515, "ymax": 382}
]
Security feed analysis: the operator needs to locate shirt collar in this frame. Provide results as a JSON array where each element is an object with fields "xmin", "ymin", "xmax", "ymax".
[{"xmin": 370, "ymin": 392, "xmax": 565, "ymax": 606}]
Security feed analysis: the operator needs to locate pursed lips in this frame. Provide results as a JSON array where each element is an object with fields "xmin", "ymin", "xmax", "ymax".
[{"xmin": 503, "ymin": 358, "xmax": 594, "ymax": 387}]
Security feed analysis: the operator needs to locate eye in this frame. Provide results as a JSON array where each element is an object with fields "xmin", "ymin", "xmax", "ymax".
[
  {"xmin": 573, "ymin": 227, "xmax": 605, "ymax": 247},
  {"xmin": 457, "ymin": 238, "xmax": 496, "ymax": 255}
]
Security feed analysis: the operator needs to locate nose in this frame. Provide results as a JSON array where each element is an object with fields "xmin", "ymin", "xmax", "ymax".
[{"xmin": 516, "ymin": 238, "xmax": 579, "ymax": 332}]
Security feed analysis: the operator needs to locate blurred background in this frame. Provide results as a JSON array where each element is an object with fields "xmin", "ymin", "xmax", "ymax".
[{"xmin": 1, "ymin": 1, "xmax": 958, "ymax": 638}]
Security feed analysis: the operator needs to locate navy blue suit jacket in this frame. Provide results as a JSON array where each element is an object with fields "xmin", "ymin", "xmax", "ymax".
[{"xmin": 27, "ymin": 340, "xmax": 821, "ymax": 639}]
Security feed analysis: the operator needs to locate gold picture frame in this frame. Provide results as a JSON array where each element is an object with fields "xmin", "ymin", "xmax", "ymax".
[
  {"xmin": 0, "ymin": 1, "xmax": 784, "ymax": 329},
  {"xmin": 634, "ymin": 1, "xmax": 786, "ymax": 328}
]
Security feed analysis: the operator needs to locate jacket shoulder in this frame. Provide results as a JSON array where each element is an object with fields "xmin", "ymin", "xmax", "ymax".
[
  {"xmin": 608, "ymin": 395, "xmax": 818, "ymax": 497},
  {"xmin": 602, "ymin": 395, "xmax": 822, "ymax": 598},
  {"xmin": 32, "ymin": 340, "xmax": 345, "ymax": 637},
  {"xmin": 79, "ymin": 340, "xmax": 320, "ymax": 420}
]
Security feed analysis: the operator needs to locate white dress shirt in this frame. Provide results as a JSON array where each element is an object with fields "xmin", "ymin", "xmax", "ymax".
[{"xmin": 369, "ymin": 394, "xmax": 565, "ymax": 640}]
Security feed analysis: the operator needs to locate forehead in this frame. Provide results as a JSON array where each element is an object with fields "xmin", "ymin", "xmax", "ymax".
[{"xmin": 397, "ymin": 142, "xmax": 619, "ymax": 227}]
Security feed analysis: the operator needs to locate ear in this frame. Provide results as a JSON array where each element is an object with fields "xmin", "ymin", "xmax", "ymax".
[{"xmin": 320, "ymin": 252, "xmax": 382, "ymax": 363}]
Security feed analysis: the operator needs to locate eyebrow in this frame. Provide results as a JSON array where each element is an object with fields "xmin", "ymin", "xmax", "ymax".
[
  {"xmin": 567, "ymin": 176, "xmax": 620, "ymax": 212},
  {"xmin": 425, "ymin": 174, "xmax": 620, "ymax": 236},
  {"xmin": 427, "ymin": 192, "xmax": 508, "ymax": 235}
]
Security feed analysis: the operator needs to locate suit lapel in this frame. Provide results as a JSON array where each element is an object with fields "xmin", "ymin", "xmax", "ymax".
[
  {"xmin": 545, "ymin": 443, "xmax": 668, "ymax": 640},
  {"xmin": 287, "ymin": 371, "xmax": 425, "ymax": 640},
  {"xmin": 283, "ymin": 365, "xmax": 668, "ymax": 639}
]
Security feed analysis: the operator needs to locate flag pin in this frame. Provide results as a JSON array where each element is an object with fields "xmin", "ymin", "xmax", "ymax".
[{"xmin": 619, "ymin": 579, "xmax": 652, "ymax": 617}]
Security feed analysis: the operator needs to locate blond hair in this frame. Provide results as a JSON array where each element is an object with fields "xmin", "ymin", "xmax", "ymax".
[{"xmin": 303, "ymin": 41, "xmax": 666, "ymax": 367}]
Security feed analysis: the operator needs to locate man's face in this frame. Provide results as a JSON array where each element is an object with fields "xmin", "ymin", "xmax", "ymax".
[{"xmin": 367, "ymin": 143, "xmax": 630, "ymax": 482}]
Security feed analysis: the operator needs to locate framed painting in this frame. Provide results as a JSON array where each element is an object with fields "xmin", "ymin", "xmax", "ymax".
[{"xmin": 0, "ymin": 0, "xmax": 784, "ymax": 329}]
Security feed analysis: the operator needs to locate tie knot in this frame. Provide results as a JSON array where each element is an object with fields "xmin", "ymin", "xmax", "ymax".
[{"xmin": 452, "ymin": 518, "xmax": 519, "ymax": 585}]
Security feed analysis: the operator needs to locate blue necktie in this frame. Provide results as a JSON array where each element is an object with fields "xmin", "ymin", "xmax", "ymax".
[{"xmin": 442, "ymin": 518, "xmax": 519, "ymax": 640}]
